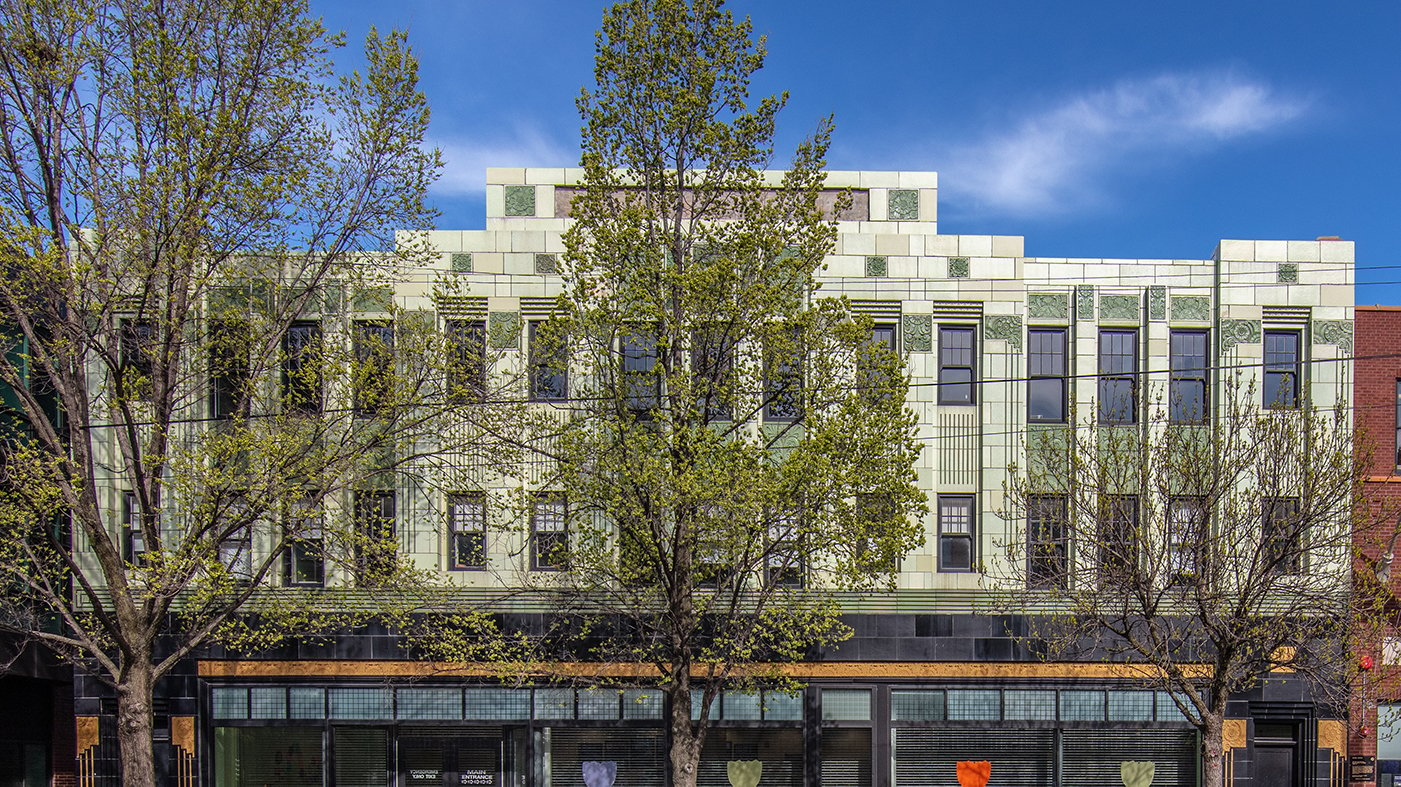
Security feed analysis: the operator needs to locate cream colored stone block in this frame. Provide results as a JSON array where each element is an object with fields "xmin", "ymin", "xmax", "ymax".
[
  {"xmin": 858, "ymin": 171, "xmax": 901, "ymax": 188},
  {"xmin": 1320, "ymin": 240, "xmax": 1354, "ymax": 263},
  {"xmin": 473, "ymin": 252, "xmax": 504, "ymax": 273},
  {"xmin": 869, "ymin": 191, "xmax": 888, "ymax": 221},
  {"xmin": 535, "ymin": 185, "xmax": 556, "ymax": 218},
  {"xmin": 824, "ymin": 171, "xmax": 860, "ymax": 188},
  {"xmin": 841, "ymin": 233, "xmax": 876, "ymax": 256},
  {"xmin": 925, "ymin": 235, "xmax": 959, "ymax": 256},
  {"xmin": 1216, "ymin": 240, "xmax": 1253, "ymax": 261},
  {"xmin": 511, "ymin": 231, "xmax": 546, "ymax": 253},
  {"xmin": 896, "ymin": 221, "xmax": 939, "ymax": 234},
  {"xmin": 876, "ymin": 234, "xmax": 909, "ymax": 256},
  {"xmin": 898, "ymin": 171, "xmax": 938, "ymax": 189},
  {"xmin": 920, "ymin": 190, "xmax": 938, "ymax": 222},
  {"xmin": 888, "ymin": 257, "xmax": 917, "ymax": 278},
  {"xmin": 423, "ymin": 230, "xmax": 461, "ymax": 252},
  {"xmin": 1286, "ymin": 240, "xmax": 1321, "ymax": 262},
  {"xmin": 528, "ymin": 167, "xmax": 567, "ymax": 185},
  {"xmin": 1319, "ymin": 285, "xmax": 1355, "ymax": 307},
  {"xmin": 485, "ymin": 184, "xmax": 505, "ymax": 217},
  {"xmin": 991, "ymin": 236, "xmax": 1024, "ymax": 258},
  {"xmin": 958, "ymin": 235, "xmax": 993, "ymax": 257},
  {"xmin": 487, "ymin": 167, "xmax": 526, "ymax": 185},
  {"xmin": 1254, "ymin": 240, "xmax": 1288, "ymax": 262}
]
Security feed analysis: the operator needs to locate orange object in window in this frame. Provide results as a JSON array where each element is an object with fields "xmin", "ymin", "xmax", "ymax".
[{"xmin": 956, "ymin": 760, "xmax": 991, "ymax": 787}]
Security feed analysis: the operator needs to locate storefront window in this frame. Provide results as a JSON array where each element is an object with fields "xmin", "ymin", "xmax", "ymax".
[{"xmin": 214, "ymin": 727, "xmax": 323, "ymax": 787}]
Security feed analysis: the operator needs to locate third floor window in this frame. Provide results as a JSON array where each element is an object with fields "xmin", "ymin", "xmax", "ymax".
[
  {"xmin": 1027, "ymin": 328, "xmax": 1067, "ymax": 423},
  {"xmin": 1098, "ymin": 329, "xmax": 1138, "ymax": 425},
  {"xmin": 1169, "ymin": 330, "xmax": 1208, "ymax": 424},
  {"xmin": 938, "ymin": 325, "xmax": 975, "ymax": 406},
  {"xmin": 1263, "ymin": 330, "xmax": 1301, "ymax": 409}
]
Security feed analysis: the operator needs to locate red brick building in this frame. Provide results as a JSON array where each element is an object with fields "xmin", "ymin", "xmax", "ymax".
[{"xmin": 1352, "ymin": 306, "xmax": 1401, "ymax": 787}]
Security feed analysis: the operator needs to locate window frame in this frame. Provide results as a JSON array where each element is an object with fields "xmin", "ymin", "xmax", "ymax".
[
  {"xmin": 123, "ymin": 490, "xmax": 149, "ymax": 563},
  {"xmin": 859, "ymin": 322, "xmax": 901, "ymax": 404},
  {"xmin": 1027, "ymin": 327, "xmax": 1068, "ymax": 424},
  {"xmin": 528, "ymin": 321, "xmax": 568, "ymax": 402},
  {"xmin": 1096, "ymin": 495, "xmax": 1139, "ymax": 586},
  {"xmin": 937, "ymin": 494, "xmax": 976, "ymax": 573},
  {"xmin": 764, "ymin": 326, "xmax": 804, "ymax": 422},
  {"xmin": 448, "ymin": 492, "xmax": 488, "ymax": 570},
  {"xmin": 691, "ymin": 324, "xmax": 735, "ymax": 421},
  {"xmin": 445, "ymin": 319, "xmax": 487, "ymax": 404},
  {"xmin": 209, "ymin": 319, "xmax": 250, "ymax": 420},
  {"xmin": 1262, "ymin": 330, "xmax": 1301, "ymax": 410},
  {"xmin": 937, "ymin": 325, "xmax": 976, "ymax": 406},
  {"xmin": 1167, "ymin": 496, "xmax": 1208, "ymax": 585},
  {"xmin": 1261, "ymin": 497, "xmax": 1304, "ymax": 575},
  {"xmin": 1026, "ymin": 495, "xmax": 1068, "ymax": 589},
  {"xmin": 281, "ymin": 321, "xmax": 323, "ymax": 414},
  {"xmin": 530, "ymin": 494, "xmax": 567, "ymax": 571},
  {"xmin": 765, "ymin": 506, "xmax": 805, "ymax": 587},
  {"xmin": 1097, "ymin": 328, "xmax": 1138, "ymax": 425},
  {"xmin": 620, "ymin": 323, "xmax": 660, "ymax": 415},
  {"xmin": 352, "ymin": 319, "xmax": 395, "ymax": 415},
  {"xmin": 1168, "ymin": 330, "xmax": 1209, "ymax": 424},
  {"xmin": 353, "ymin": 490, "xmax": 397, "ymax": 585},
  {"xmin": 284, "ymin": 491, "xmax": 324, "ymax": 588},
  {"xmin": 119, "ymin": 318, "xmax": 156, "ymax": 400}
]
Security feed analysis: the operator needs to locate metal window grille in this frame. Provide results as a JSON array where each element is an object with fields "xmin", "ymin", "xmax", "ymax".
[
  {"xmin": 327, "ymin": 687, "xmax": 391, "ymax": 720},
  {"xmin": 763, "ymin": 691, "xmax": 803, "ymax": 721},
  {"xmin": 822, "ymin": 689, "xmax": 872, "ymax": 721},
  {"xmin": 396, "ymin": 688, "xmax": 462, "ymax": 720},
  {"xmin": 1059, "ymin": 690, "xmax": 1106, "ymax": 721},
  {"xmin": 946, "ymin": 689, "xmax": 1000, "ymax": 721},
  {"xmin": 212, "ymin": 687, "xmax": 249, "ymax": 719},
  {"xmin": 533, "ymin": 687, "xmax": 573, "ymax": 719},
  {"xmin": 463, "ymin": 688, "xmax": 530, "ymax": 720},
  {"xmin": 1107, "ymin": 690, "xmax": 1155, "ymax": 721},
  {"xmin": 724, "ymin": 692, "xmax": 762, "ymax": 721},
  {"xmin": 890, "ymin": 690, "xmax": 945, "ymax": 721},
  {"xmin": 1003, "ymin": 689, "xmax": 1057, "ymax": 721},
  {"xmin": 249, "ymin": 687, "xmax": 287, "ymax": 719},
  {"xmin": 577, "ymin": 689, "xmax": 621, "ymax": 720},
  {"xmin": 288, "ymin": 687, "xmax": 325, "ymax": 719}
]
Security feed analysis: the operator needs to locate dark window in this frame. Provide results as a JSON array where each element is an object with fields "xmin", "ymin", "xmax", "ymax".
[
  {"xmin": 1098, "ymin": 329, "xmax": 1138, "ymax": 424},
  {"xmin": 353, "ymin": 490, "xmax": 396, "ymax": 585},
  {"xmin": 1262, "ymin": 497, "xmax": 1303, "ymax": 575},
  {"xmin": 1097, "ymin": 495, "xmax": 1138, "ymax": 585},
  {"xmin": 1027, "ymin": 495, "xmax": 1067, "ymax": 589},
  {"xmin": 1169, "ymin": 330, "xmax": 1209, "ymax": 424},
  {"xmin": 766, "ymin": 507, "xmax": 804, "ymax": 587},
  {"xmin": 1167, "ymin": 496, "xmax": 1207, "ymax": 584},
  {"xmin": 938, "ymin": 495, "xmax": 975, "ymax": 572},
  {"xmin": 123, "ymin": 490, "xmax": 149, "ymax": 562},
  {"xmin": 621, "ymin": 324, "xmax": 659, "ymax": 414},
  {"xmin": 692, "ymin": 324, "xmax": 734, "ymax": 421},
  {"xmin": 529, "ymin": 321, "xmax": 568, "ymax": 402},
  {"xmin": 855, "ymin": 493, "xmax": 899, "ymax": 574},
  {"xmin": 353, "ymin": 320, "xmax": 394, "ymax": 414},
  {"xmin": 938, "ymin": 326, "xmax": 976, "ymax": 405},
  {"xmin": 284, "ymin": 492, "xmax": 323, "ymax": 587},
  {"xmin": 282, "ymin": 322, "xmax": 322, "ymax": 414},
  {"xmin": 858, "ymin": 323, "xmax": 901, "ymax": 403},
  {"xmin": 1027, "ymin": 328, "xmax": 1067, "ymax": 423},
  {"xmin": 219, "ymin": 528, "xmax": 253, "ymax": 582},
  {"xmin": 531, "ymin": 495, "xmax": 567, "ymax": 570},
  {"xmin": 449, "ymin": 493, "xmax": 487, "ymax": 570},
  {"xmin": 445, "ymin": 319, "xmax": 487, "ymax": 404},
  {"xmin": 765, "ymin": 328, "xmax": 804, "ymax": 421},
  {"xmin": 209, "ymin": 320, "xmax": 250, "ymax": 420},
  {"xmin": 1263, "ymin": 331, "xmax": 1301, "ymax": 409},
  {"xmin": 119, "ymin": 319, "xmax": 156, "ymax": 399}
]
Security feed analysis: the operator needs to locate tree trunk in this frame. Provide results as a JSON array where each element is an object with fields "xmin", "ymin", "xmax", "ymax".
[
  {"xmin": 116, "ymin": 662, "xmax": 157, "ymax": 787},
  {"xmin": 1201, "ymin": 711, "xmax": 1227, "ymax": 787},
  {"xmin": 669, "ymin": 685, "xmax": 704, "ymax": 787}
]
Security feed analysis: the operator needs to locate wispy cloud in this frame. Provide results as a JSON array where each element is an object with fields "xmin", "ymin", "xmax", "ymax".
[
  {"xmin": 430, "ymin": 123, "xmax": 575, "ymax": 196},
  {"xmin": 941, "ymin": 72, "xmax": 1309, "ymax": 217}
]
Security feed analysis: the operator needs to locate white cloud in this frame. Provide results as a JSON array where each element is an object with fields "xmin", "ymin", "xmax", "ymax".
[
  {"xmin": 941, "ymin": 72, "xmax": 1308, "ymax": 217},
  {"xmin": 430, "ymin": 124, "xmax": 575, "ymax": 196}
]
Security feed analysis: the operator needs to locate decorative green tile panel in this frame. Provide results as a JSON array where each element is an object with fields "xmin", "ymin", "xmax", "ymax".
[
  {"xmin": 535, "ymin": 253, "xmax": 559, "ymax": 274},
  {"xmin": 947, "ymin": 257, "xmax": 970, "ymax": 279},
  {"xmin": 488, "ymin": 311, "xmax": 521, "ymax": 349},
  {"xmin": 1148, "ymin": 286, "xmax": 1167, "ymax": 320},
  {"xmin": 1220, "ymin": 319, "xmax": 1261, "ymax": 350},
  {"xmin": 352, "ymin": 285, "xmax": 394, "ymax": 312},
  {"xmin": 865, "ymin": 256, "xmax": 887, "ymax": 277},
  {"xmin": 1277, "ymin": 262, "xmax": 1299, "ymax": 283},
  {"xmin": 1170, "ymin": 295, "xmax": 1211, "ymax": 322},
  {"xmin": 1027, "ymin": 293, "xmax": 1070, "ymax": 320},
  {"xmin": 1313, "ymin": 319, "xmax": 1353, "ymax": 353},
  {"xmin": 1099, "ymin": 295, "xmax": 1140, "ymax": 322},
  {"xmin": 903, "ymin": 315, "xmax": 932, "ymax": 352},
  {"xmin": 888, "ymin": 189, "xmax": 919, "ymax": 220},
  {"xmin": 1076, "ymin": 285, "xmax": 1095, "ymax": 320},
  {"xmin": 984, "ymin": 314, "xmax": 1023, "ymax": 350},
  {"xmin": 451, "ymin": 253, "xmax": 473, "ymax": 272},
  {"xmin": 503, "ymin": 185, "xmax": 536, "ymax": 217}
]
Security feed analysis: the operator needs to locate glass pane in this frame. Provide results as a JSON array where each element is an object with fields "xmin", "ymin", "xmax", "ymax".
[
  {"xmin": 764, "ymin": 691, "xmax": 803, "ymax": 721},
  {"xmin": 890, "ymin": 690, "xmax": 944, "ymax": 721},
  {"xmin": 1028, "ymin": 377, "xmax": 1065, "ymax": 422},
  {"xmin": 328, "ymin": 688, "xmax": 391, "ymax": 720},
  {"xmin": 689, "ymin": 689, "xmax": 718, "ymax": 720},
  {"xmin": 822, "ymin": 689, "xmax": 872, "ymax": 721},
  {"xmin": 1156, "ymin": 691, "xmax": 1191, "ymax": 722},
  {"xmin": 1170, "ymin": 379, "xmax": 1206, "ymax": 422},
  {"xmin": 1003, "ymin": 689, "xmax": 1056, "ymax": 721},
  {"xmin": 212, "ymin": 687, "xmax": 248, "ymax": 719},
  {"xmin": 289, "ymin": 687, "xmax": 325, "ymax": 720},
  {"xmin": 532, "ymin": 688, "xmax": 573, "ymax": 719},
  {"xmin": 940, "ymin": 536, "xmax": 973, "ymax": 571},
  {"xmin": 1098, "ymin": 378, "xmax": 1136, "ymax": 423},
  {"xmin": 396, "ymin": 688, "xmax": 462, "ymax": 720},
  {"xmin": 1380, "ymin": 705, "xmax": 1401, "ymax": 760},
  {"xmin": 249, "ymin": 687, "xmax": 287, "ymax": 719},
  {"xmin": 1108, "ymin": 691, "xmax": 1154, "ymax": 721},
  {"xmin": 1059, "ymin": 690, "xmax": 1106, "ymax": 721},
  {"xmin": 622, "ymin": 689, "xmax": 664, "ymax": 720},
  {"xmin": 724, "ymin": 691, "xmax": 762, "ymax": 721},
  {"xmin": 577, "ymin": 689, "xmax": 620, "ymax": 720},
  {"xmin": 946, "ymin": 689, "xmax": 1000, "ymax": 721},
  {"xmin": 463, "ymin": 688, "xmax": 530, "ymax": 720}
]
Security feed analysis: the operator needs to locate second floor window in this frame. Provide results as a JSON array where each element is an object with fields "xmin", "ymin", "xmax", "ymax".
[
  {"xmin": 529, "ymin": 321, "xmax": 568, "ymax": 402},
  {"xmin": 445, "ymin": 319, "xmax": 487, "ymax": 404},
  {"xmin": 282, "ymin": 321, "xmax": 322, "ymax": 414},
  {"xmin": 123, "ymin": 490, "xmax": 149, "ymax": 562},
  {"xmin": 1169, "ymin": 330, "xmax": 1208, "ymax": 424},
  {"xmin": 284, "ymin": 492, "xmax": 323, "ymax": 587},
  {"xmin": 119, "ymin": 319, "xmax": 155, "ymax": 400},
  {"xmin": 1263, "ymin": 331, "xmax": 1301, "ymax": 409},
  {"xmin": 1098, "ymin": 329, "xmax": 1138, "ymax": 425},
  {"xmin": 1027, "ymin": 328, "xmax": 1067, "ymax": 423},
  {"xmin": 938, "ymin": 325, "xmax": 975, "ymax": 405},
  {"xmin": 1097, "ymin": 495, "xmax": 1138, "ymax": 585},
  {"xmin": 209, "ymin": 320, "xmax": 250, "ymax": 420},
  {"xmin": 353, "ymin": 320, "xmax": 395, "ymax": 415},
  {"xmin": 766, "ymin": 507, "xmax": 804, "ymax": 587},
  {"xmin": 1026, "ymin": 495, "xmax": 1068, "ymax": 589},
  {"xmin": 449, "ymin": 493, "xmax": 487, "ymax": 570},
  {"xmin": 1261, "ymin": 497, "xmax": 1303, "ymax": 575},
  {"xmin": 531, "ymin": 495, "xmax": 567, "ymax": 570},
  {"xmin": 1167, "ymin": 496, "xmax": 1207, "ymax": 584},
  {"xmin": 938, "ymin": 495, "xmax": 975, "ymax": 572},
  {"xmin": 621, "ymin": 324, "xmax": 660, "ymax": 414},
  {"xmin": 764, "ymin": 328, "xmax": 804, "ymax": 421},
  {"xmin": 692, "ymin": 324, "xmax": 734, "ymax": 421},
  {"xmin": 858, "ymin": 323, "xmax": 900, "ymax": 403},
  {"xmin": 353, "ymin": 490, "xmax": 397, "ymax": 585}
]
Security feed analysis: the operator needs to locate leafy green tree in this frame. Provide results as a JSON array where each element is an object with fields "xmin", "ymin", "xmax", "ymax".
[
  {"xmin": 0, "ymin": 1, "xmax": 511, "ymax": 783},
  {"xmin": 544, "ymin": 1, "xmax": 924, "ymax": 783},
  {"xmin": 1002, "ymin": 380, "xmax": 1360, "ymax": 787}
]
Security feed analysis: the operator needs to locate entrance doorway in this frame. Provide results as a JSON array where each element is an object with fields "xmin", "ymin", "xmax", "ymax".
[
  {"xmin": 400, "ymin": 728, "xmax": 513, "ymax": 787},
  {"xmin": 1253, "ymin": 721, "xmax": 1299, "ymax": 787}
]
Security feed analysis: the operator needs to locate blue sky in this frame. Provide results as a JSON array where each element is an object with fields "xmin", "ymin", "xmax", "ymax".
[{"xmin": 313, "ymin": 1, "xmax": 1401, "ymax": 303}]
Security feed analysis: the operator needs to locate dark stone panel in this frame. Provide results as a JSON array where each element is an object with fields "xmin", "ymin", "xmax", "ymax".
[
  {"xmin": 973, "ymin": 637, "xmax": 1014, "ymax": 661},
  {"xmin": 914, "ymin": 614, "xmax": 952, "ymax": 638}
]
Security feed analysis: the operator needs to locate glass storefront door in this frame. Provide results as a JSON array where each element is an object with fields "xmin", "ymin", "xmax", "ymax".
[{"xmin": 400, "ymin": 728, "xmax": 516, "ymax": 787}]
